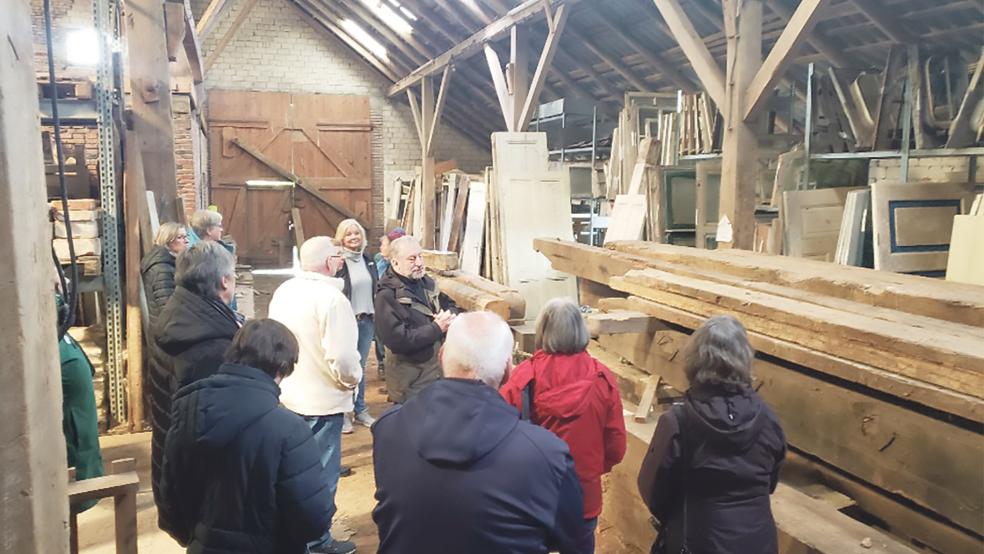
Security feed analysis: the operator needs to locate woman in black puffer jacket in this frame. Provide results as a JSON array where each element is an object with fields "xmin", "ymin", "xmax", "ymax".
[
  {"xmin": 638, "ymin": 315, "xmax": 786, "ymax": 554},
  {"xmin": 140, "ymin": 222, "xmax": 189, "ymax": 330}
]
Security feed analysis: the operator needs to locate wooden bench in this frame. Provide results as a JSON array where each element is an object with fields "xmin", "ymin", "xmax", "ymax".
[{"xmin": 68, "ymin": 458, "xmax": 140, "ymax": 554}]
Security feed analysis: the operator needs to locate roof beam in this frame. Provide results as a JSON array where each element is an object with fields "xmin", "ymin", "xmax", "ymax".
[
  {"xmin": 851, "ymin": 0, "xmax": 915, "ymax": 44},
  {"xmin": 387, "ymin": 0, "xmax": 577, "ymax": 97},
  {"xmin": 744, "ymin": 0, "xmax": 831, "ymax": 120},
  {"xmin": 518, "ymin": 3, "xmax": 569, "ymax": 129},
  {"xmin": 567, "ymin": 27, "xmax": 654, "ymax": 92},
  {"xmin": 195, "ymin": 0, "xmax": 230, "ymax": 39},
  {"xmin": 588, "ymin": 3, "xmax": 696, "ymax": 91},
  {"xmin": 765, "ymin": 0, "xmax": 850, "ymax": 68},
  {"xmin": 651, "ymin": 0, "xmax": 726, "ymax": 107},
  {"xmin": 203, "ymin": 0, "xmax": 260, "ymax": 72}
]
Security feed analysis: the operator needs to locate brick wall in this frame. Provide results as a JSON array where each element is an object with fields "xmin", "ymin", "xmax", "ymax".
[
  {"xmin": 172, "ymin": 93, "xmax": 201, "ymax": 220},
  {"xmin": 195, "ymin": 0, "xmax": 491, "ymax": 239}
]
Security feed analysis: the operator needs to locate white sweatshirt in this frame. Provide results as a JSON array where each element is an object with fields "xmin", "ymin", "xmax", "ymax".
[{"xmin": 268, "ymin": 271, "xmax": 362, "ymax": 416}]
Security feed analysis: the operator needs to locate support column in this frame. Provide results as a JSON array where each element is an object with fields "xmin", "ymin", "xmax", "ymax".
[
  {"xmin": 718, "ymin": 0, "xmax": 762, "ymax": 250},
  {"xmin": 0, "ymin": 1, "xmax": 70, "ymax": 550},
  {"xmin": 420, "ymin": 76, "xmax": 436, "ymax": 249}
]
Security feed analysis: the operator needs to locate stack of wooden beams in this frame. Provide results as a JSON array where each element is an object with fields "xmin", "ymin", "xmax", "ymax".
[
  {"xmin": 423, "ymin": 250, "xmax": 525, "ymax": 323},
  {"xmin": 535, "ymin": 238, "xmax": 984, "ymax": 554},
  {"xmin": 51, "ymin": 199, "xmax": 102, "ymax": 276}
]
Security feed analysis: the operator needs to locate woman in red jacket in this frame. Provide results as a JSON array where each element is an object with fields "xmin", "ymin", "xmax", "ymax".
[{"xmin": 500, "ymin": 297, "xmax": 627, "ymax": 553}]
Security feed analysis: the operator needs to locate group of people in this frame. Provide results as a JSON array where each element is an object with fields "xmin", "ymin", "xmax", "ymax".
[{"xmin": 132, "ymin": 208, "xmax": 787, "ymax": 554}]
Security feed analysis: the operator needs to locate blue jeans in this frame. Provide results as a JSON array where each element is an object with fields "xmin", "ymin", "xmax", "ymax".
[
  {"xmin": 354, "ymin": 317, "xmax": 374, "ymax": 414},
  {"xmin": 303, "ymin": 413, "xmax": 344, "ymax": 549}
]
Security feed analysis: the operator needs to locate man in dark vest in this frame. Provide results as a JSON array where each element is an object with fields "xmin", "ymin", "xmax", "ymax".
[{"xmin": 374, "ymin": 235, "xmax": 458, "ymax": 403}]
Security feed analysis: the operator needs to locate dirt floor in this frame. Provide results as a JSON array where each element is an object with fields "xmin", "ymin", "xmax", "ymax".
[{"xmin": 76, "ymin": 272, "xmax": 626, "ymax": 552}]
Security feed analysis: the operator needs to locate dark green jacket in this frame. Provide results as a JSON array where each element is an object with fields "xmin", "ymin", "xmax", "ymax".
[{"xmin": 60, "ymin": 333, "xmax": 105, "ymax": 512}]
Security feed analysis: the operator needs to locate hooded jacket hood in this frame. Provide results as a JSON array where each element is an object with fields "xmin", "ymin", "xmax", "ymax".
[
  {"xmin": 684, "ymin": 385, "xmax": 766, "ymax": 452},
  {"xmin": 173, "ymin": 363, "xmax": 280, "ymax": 449},
  {"xmin": 524, "ymin": 351, "xmax": 613, "ymax": 420},
  {"xmin": 155, "ymin": 286, "xmax": 239, "ymax": 355},
  {"xmin": 140, "ymin": 244, "xmax": 175, "ymax": 273},
  {"xmin": 400, "ymin": 378, "xmax": 517, "ymax": 466}
]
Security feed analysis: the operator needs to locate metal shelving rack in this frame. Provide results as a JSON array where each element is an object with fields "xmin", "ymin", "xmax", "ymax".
[{"xmin": 94, "ymin": 0, "xmax": 126, "ymax": 426}]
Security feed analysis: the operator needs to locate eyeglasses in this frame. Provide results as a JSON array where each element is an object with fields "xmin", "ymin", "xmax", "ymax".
[{"xmin": 175, "ymin": 234, "xmax": 189, "ymax": 240}]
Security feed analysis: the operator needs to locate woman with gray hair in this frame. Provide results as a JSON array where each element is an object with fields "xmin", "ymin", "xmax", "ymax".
[
  {"xmin": 638, "ymin": 315, "xmax": 786, "ymax": 554},
  {"xmin": 500, "ymin": 297, "xmax": 627, "ymax": 553},
  {"xmin": 141, "ymin": 222, "xmax": 189, "ymax": 329}
]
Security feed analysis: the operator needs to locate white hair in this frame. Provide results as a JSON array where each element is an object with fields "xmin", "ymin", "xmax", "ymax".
[
  {"xmin": 535, "ymin": 297, "xmax": 589, "ymax": 354},
  {"xmin": 442, "ymin": 311, "xmax": 514, "ymax": 388},
  {"xmin": 299, "ymin": 236, "xmax": 338, "ymax": 271},
  {"xmin": 388, "ymin": 235, "xmax": 420, "ymax": 259}
]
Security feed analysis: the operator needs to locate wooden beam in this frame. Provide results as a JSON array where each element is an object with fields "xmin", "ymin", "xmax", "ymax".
[
  {"xmin": 420, "ymin": 75, "xmax": 436, "ymax": 248},
  {"xmin": 744, "ymin": 0, "xmax": 830, "ymax": 121},
  {"xmin": 195, "ymin": 0, "xmax": 230, "ymax": 38},
  {"xmin": 123, "ymin": 132, "xmax": 146, "ymax": 432},
  {"xmin": 568, "ymin": 27, "xmax": 654, "ymax": 92},
  {"xmin": 387, "ymin": 0, "xmax": 577, "ymax": 97},
  {"xmin": 427, "ymin": 66, "xmax": 452, "ymax": 154},
  {"xmin": 203, "ymin": 0, "xmax": 260, "ymax": 72},
  {"xmin": 652, "ymin": 0, "xmax": 726, "ymax": 107},
  {"xmin": 765, "ymin": 0, "xmax": 850, "ymax": 68},
  {"xmin": 127, "ymin": 0, "xmax": 182, "ymax": 222},
  {"xmin": 163, "ymin": 1, "xmax": 187, "ymax": 62},
  {"xmin": 509, "ymin": 25, "xmax": 531, "ymax": 129},
  {"xmin": 517, "ymin": 4, "xmax": 569, "ymax": 130},
  {"xmin": 718, "ymin": 0, "xmax": 762, "ymax": 250},
  {"xmin": 485, "ymin": 44, "xmax": 515, "ymax": 130},
  {"xmin": 586, "ymin": 310, "xmax": 654, "ymax": 338},
  {"xmin": 407, "ymin": 89, "xmax": 424, "ymax": 145},
  {"xmin": 946, "ymin": 47, "xmax": 984, "ymax": 148}
]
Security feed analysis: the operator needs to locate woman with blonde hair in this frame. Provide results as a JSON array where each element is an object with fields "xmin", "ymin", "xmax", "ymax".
[
  {"xmin": 334, "ymin": 218, "xmax": 379, "ymax": 433},
  {"xmin": 500, "ymin": 297, "xmax": 627, "ymax": 553},
  {"xmin": 141, "ymin": 222, "xmax": 190, "ymax": 328}
]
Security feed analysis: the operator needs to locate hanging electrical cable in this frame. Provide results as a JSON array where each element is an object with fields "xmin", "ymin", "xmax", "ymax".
[{"xmin": 43, "ymin": 0, "xmax": 80, "ymax": 340}]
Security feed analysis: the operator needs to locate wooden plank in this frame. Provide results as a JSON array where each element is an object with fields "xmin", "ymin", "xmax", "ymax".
[
  {"xmin": 291, "ymin": 207, "xmax": 305, "ymax": 247},
  {"xmin": 633, "ymin": 376, "xmax": 659, "ymax": 422},
  {"xmin": 625, "ymin": 137, "xmax": 660, "ymax": 196},
  {"xmin": 450, "ymin": 270, "xmax": 526, "ymax": 321},
  {"xmin": 612, "ymin": 269, "xmax": 984, "ymax": 396},
  {"xmin": 203, "ymin": 0, "xmax": 260, "ymax": 73},
  {"xmin": 426, "ymin": 66, "xmax": 452, "ymax": 154},
  {"xmin": 422, "ymin": 249, "xmax": 459, "ymax": 271},
  {"xmin": 388, "ymin": 0, "xmax": 575, "ymax": 97},
  {"xmin": 834, "ymin": 189, "xmax": 870, "ymax": 266},
  {"xmin": 429, "ymin": 273, "xmax": 510, "ymax": 319},
  {"xmin": 123, "ymin": 130, "xmax": 145, "ymax": 431},
  {"xmin": 743, "ymin": 0, "xmax": 831, "ymax": 121},
  {"xmin": 446, "ymin": 175, "xmax": 471, "ymax": 253},
  {"xmin": 485, "ymin": 45, "xmax": 514, "ymax": 130},
  {"xmin": 607, "ymin": 239, "xmax": 984, "ymax": 327},
  {"xmin": 597, "ymin": 301, "xmax": 984, "ymax": 537},
  {"xmin": 870, "ymin": 48, "xmax": 906, "ymax": 151},
  {"xmin": 459, "ymin": 180, "xmax": 487, "ymax": 274},
  {"xmin": 651, "ymin": 0, "xmax": 726, "ymax": 108},
  {"xmin": 585, "ymin": 310, "xmax": 654, "ymax": 338},
  {"xmin": 945, "ymin": 215, "xmax": 984, "ymax": 286},
  {"xmin": 195, "ymin": 0, "xmax": 231, "ymax": 38},
  {"xmin": 438, "ymin": 176, "xmax": 457, "ymax": 250},
  {"xmin": 782, "ymin": 187, "xmax": 861, "ymax": 261},
  {"xmin": 870, "ymin": 181, "xmax": 976, "ymax": 274},
  {"xmin": 604, "ymin": 194, "xmax": 647, "ymax": 243}
]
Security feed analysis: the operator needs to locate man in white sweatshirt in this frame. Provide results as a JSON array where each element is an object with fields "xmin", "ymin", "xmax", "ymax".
[{"xmin": 268, "ymin": 236, "xmax": 362, "ymax": 554}]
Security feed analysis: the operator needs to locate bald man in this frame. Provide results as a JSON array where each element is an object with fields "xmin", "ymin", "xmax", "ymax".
[
  {"xmin": 371, "ymin": 312, "xmax": 587, "ymax": 554},
  {"xmin": 268, "ymin": 236, "xmax": 360, "ymax": 554}
]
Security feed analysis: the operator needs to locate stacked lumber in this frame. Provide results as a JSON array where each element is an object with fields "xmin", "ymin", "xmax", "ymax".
[
  {"xmin": 426, "ymin": 263, "xmax": 525, "ymax": 323},
  {"xmin": 51, "ymin": 199, "xmax": 102, "ymax": 276},
  {"xmin": 535, "ymin": 238, "xmax": 984, "ymax": 552}
]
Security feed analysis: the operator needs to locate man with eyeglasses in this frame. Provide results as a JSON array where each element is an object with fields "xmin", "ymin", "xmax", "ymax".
[
  {"xmin": 374, "ymin": 235, "xmax": 458, "ymax": 404},
  {"xmin": 267, "ymin": 236, "xmax": 362, "ymax": 554}
]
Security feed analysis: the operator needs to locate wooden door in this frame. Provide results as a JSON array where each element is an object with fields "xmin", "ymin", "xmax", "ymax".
[
  {"xmin": 782, "ymin": 187, "xmax": 862, "ymax": 261},
  {"xmin": 208, "ymin": 90, "xmax": 372, "ymax": 267}
]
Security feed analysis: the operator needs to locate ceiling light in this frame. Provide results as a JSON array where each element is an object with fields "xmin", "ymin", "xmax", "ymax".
[{"xmin": 65, "ymin": 28, "xmax": 100, "ymax": 66}]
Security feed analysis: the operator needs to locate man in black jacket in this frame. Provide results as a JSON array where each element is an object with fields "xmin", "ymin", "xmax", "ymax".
[
  {"xmin": 160, "ymin": 319, "xmax": 332, "ymax": 553},
  {"xmin": 150, "ymin": 240, "xmax": 241, "ymax": 528},
  {"xmin": 372, "ymin": 312, "xmax": 588, "ymax": 554},
  {"xmin": 374, "ymin": 235, "xmax": 458, "ymax": 403}
]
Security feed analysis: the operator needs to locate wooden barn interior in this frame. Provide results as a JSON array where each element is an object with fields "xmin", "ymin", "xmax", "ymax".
[{"xmin": 2, "ymin": 0, "xmax": 983, "ymax": 551}]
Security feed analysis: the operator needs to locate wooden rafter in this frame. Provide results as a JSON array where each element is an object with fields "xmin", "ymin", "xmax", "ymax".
[
  {"xmin": 851, "ymin": 0, "xmax": 915, "ymax": 44},
  {"xmin": 567, "ymin": 26, "xmax": 653, "ymax": 92},
  {"xmin": 652, "ymin": 0, "xmax": 726, "ymax": 107},
  {"xmin": 195, "ymin": 0, "xmax": 230, "ymax": 38},
  {"xmin": 387, "ymin": 0, "xmax": 578, "ymax": 97},
  {"xmin": 744, "ymin": 0, "xmax": 830, "ymax": 121},
  {"xmin": 765, "ymin": 0, "xmax": 850, "ymax": 68},
  {"xmin": 518, "ymin": 3, "xmax": 569, "ymax": 129}
]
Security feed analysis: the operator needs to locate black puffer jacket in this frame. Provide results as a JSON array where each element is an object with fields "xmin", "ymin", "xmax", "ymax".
[
  {"xmin": 150, "ymin": 286, "xmax": 240, "ymax": 521},
  {"xmin": 638, "ymin": 385, "xmax": 786, "ymax": 554},
  {"xmin": 160, "ymin": 363, "xmax": 332, "ymax": 553},
  {"xmin": 141, "ymin": 245, "xmax": 177, "ymax": 330}
]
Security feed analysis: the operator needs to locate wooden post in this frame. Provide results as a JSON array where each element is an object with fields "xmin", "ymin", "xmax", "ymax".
[
  {"xmin": 123, "ymin": 136, "xmax": 145, "ymax": 430},
  {"xmin": 718, "ymin": 0, "xmax": 762, "ymax": 250},
  {"xmin": 420, "ymin": 76, "xmax": 436, "ymax": 248},
  {"xmin": 0, "ymin": 0, "xmax": 70, "ymax": 550},
  {"xmin": 126, "ymin": 0, "xmax": 181, "ymax": 222}
]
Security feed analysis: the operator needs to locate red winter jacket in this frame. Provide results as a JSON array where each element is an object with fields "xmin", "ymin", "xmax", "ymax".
[{"xmin": 500, "ymin": 350, "xmax": 627, "ymax": 519}]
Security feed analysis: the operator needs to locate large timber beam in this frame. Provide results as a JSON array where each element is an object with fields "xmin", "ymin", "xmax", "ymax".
[
  {"xmin": 195, "ymin": 0, "xmax": 231, "ymax": 38},
  {"xmin": 203, "ymin": 0, "xmax": 260, "ymax": 72},
  {"xmin": 388, "ymin": 0, "xmax": 577, "ymax": 97},
  {"xmin": 0, "ymin": 1, "xmax": 70, "ymax": 550},
  {"xmin": 652, "ymin": 0, "xmax": 726, "ymax": 107},
  {"xmin": 851, "ymin": 0, "xmax": 915, "ymax": 44},
  {"xmin": 765, "ymin": 0, "xmax": 850, "ymax": 68},
  {"xmin": 744, "ymin": 0, "xmax": 830, "ymax": 120}
]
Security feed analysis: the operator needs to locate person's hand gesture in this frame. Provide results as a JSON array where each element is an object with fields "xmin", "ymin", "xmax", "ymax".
[{"xmin": 434, "ymin": 310, "xmax": 456, "ymax": 332}]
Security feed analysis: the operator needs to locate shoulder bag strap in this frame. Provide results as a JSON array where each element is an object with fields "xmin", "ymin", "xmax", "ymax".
[
  {"xmin": 520, "ymin": 379, "xmax": 535, "ymax": 421},
  {"xmin": 678, "ymin": 404, "xmax": 691, "ymax": 554}
]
